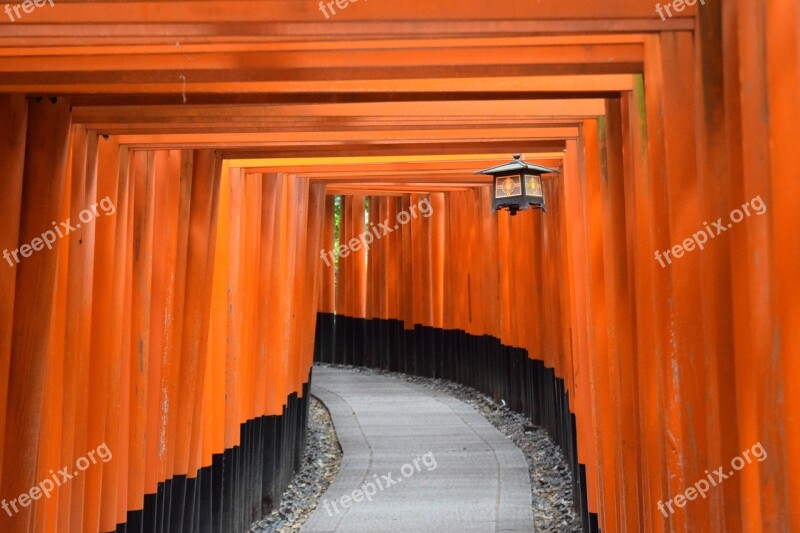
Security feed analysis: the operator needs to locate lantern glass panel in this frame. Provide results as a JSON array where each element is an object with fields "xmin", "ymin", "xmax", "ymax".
[
  {"xmin": 495, "ymin": 174, "xmax": 522, "ymax": 199},
  {"xmin": 525, "ymin": 174, "xmax": 543, "ymax": 198}
]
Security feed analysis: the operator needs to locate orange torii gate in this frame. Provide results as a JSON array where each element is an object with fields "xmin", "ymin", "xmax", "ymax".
[{"xmin": 0, "ymin": 0, "xmax": 798, "ymax": 531}]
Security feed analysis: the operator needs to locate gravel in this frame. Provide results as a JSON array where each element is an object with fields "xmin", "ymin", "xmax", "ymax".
[{"xmin": 249, "ymin": 396, "xmax": 342, "ymax": 533}]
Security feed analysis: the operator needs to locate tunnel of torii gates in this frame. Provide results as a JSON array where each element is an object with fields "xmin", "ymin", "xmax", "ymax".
[{"xmin": 0, "ymin": 0, "xmax": 798, "ymax": 532}]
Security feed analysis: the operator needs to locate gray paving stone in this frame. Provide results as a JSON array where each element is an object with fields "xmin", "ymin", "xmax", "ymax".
[{"xmin": 302, "ymin": 366, "xmax": 534, "ymax": 533}]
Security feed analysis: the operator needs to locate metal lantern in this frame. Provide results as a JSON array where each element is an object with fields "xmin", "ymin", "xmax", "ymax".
[{"xmin": 475, "ymin": 154, "xmax": 559, "ymax": 215}]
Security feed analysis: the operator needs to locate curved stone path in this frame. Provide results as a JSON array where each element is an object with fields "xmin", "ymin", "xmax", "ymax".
[{"xmin": 302, "ymin": 366, "xmax": 535, "ymax": 533}]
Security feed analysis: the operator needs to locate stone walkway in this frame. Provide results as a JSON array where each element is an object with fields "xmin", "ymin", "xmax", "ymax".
[{"xmin": 303, "ymin": 366, "xmax": 535, "ymax": 532}]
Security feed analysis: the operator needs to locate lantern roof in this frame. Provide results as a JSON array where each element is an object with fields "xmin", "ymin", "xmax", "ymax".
[{"xmin": 474, "ymin": 154, "xmax": 560, "ymax": 176}]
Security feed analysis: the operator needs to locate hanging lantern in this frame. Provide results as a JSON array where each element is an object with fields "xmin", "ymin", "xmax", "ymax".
[{"xmin": 475, "ymin": 154, "xmax": 559, "ymax": 215}]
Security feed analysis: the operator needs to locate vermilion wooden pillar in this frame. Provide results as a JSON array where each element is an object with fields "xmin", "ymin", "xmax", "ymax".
[
  {"xmin": 601, "ymin": 99, "xmax": 641, "ymax": 533},
  {"xmin": 659, "ymin": 31, "xmax": 712, "ymax": 532},
  {"xmin": 624, "ymin": 69, "xmax": 669, "ymax": 533},
  {"xmin": 289, "ymin": 176, "xmax": 309, "ymax": 394},
  {"xmin": 259, "ymin": 171, "xmax": 280, "ymax": 418},
  {"xmin": 579, "ymin": 118, "xmax": 618, "ymax": 533},
  {"xmin": 429, "ymin": 194, "xmax": 445, "ymax": 330},
  {"xmin": 0, "ymin": 94, "xmax": 27, "ymax": 493},
  {"xmin": 79, "ymin": 137, "xmax": 122, "ymax": 533},
  {"xmin": 695, "ymin": 2, "xmax": 741, "ymax": 529},
  {"xmin": 172, "ymin": 150, "xmax": 221, "ymax": 500},
  {"xmin": 144, "ymin": 150, "xmax": 182, "ymax": 530},
  {"xmin": 562, "ymin": 137, "xmax": 601, "ymax": 529},
  {"xmin": 351, "ymin": 195, "xmax": 367, "ymax": 321},
  {"xmin": 317, "ymin": 195, "xmax": 336, "ymax": 363},
  {"xmin": 57, "ymin": 126, "xmax": 99, "ymax": 533},
  {"xmin": 765, "ymin": 0, "xmax": 800, "ymax": 528},
  {"xmin": 1, "ymin": 96, "xmax": 71, "ymax": 533},
  {"xmin": 386, "ymin": 197, "xmax": 402, "ymax": 341},
  {"xmin": 127, "ymin": 149, "xmax": 156, "ymax": 524},
  {"xmin": 729, "ymin": 0, "xmax": 799, "ymax": 530},
  {"xmin": 49, "ymin": 126, "xmax": 102, "ymax": 529},
  {"xmin": 496, "ymin": 201, "xmax": 513, "ymax": 344},
  {"xmin": 304, "ymin": 183, "xmax": 326, "ymax": 372},
  {"xmin": 729, "ymin": 15, "xmax": 772, "ymax": 529},
  {"xmin": 97, "ymin": 140, "xmax": 132, "ymax": 533}
]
